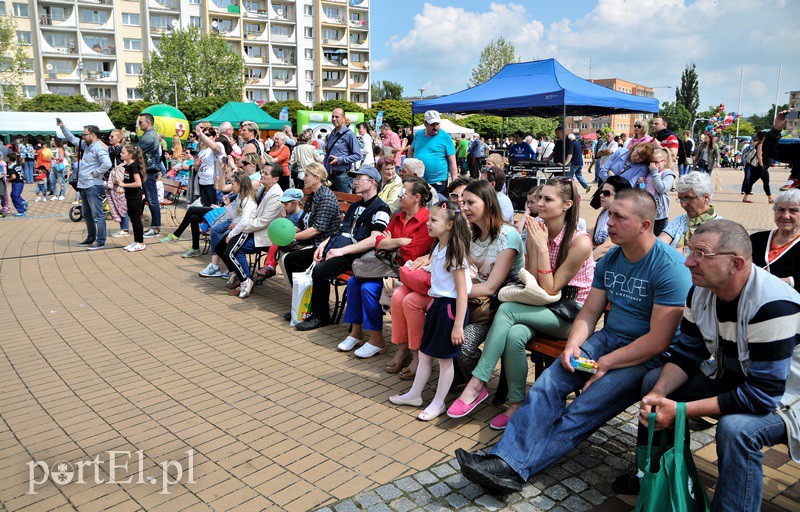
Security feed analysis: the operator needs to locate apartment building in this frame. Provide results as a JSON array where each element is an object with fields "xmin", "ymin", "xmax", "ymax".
[
  {"xmin": 787, "ymin": 90, "xmax": 800, "ymax": 135},
  {"xmin": 565, "ymin": 78, "xmax": 655, "ymax": 137},
  {"xmin": 2, "ymin": 0, "xmax": 371, "ymax": 109}
]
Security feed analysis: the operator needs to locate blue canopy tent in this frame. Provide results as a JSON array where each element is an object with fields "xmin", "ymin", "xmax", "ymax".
[{"xmin": 412, "ymin": 59, "xmax": 660, "ymax": 167}]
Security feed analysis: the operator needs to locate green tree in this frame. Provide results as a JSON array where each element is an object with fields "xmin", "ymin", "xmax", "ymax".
[
  {"xmin": 312, "ymin": 99, "xmax": 364, "ymax": 114},
  {"xmin": 506, "ymin": 117, "xmax": 559, "ymax": 139},
  {"xmin": 371, "ymin": 80, "xmax": 404, "ymax": 102},
  {"xmin": 19, "ymin": 94, "xmax": 103, "ymax": 112},
  {"xmin": 746, "ymin": 103, "xmax": 788, "ymax": 131},
  {"xmin": 365, "ymin": 99, "xmax": 412, "ymax": 130},
  {"xmin": 178, "ymin": 96, "xmax": 228, "ymax": 123},
  {"xmin": 139, "ymin": 26, "xmax": 244, "ymax": 105},
  {"xmin": 108, "ymin": 100, "xmax": 156, "ymax": 130},
  {"xmin": 658, "ymin": 101, "xmax": 692, "ymax": 133},
  {"xmin": 261, "ymin": 99, "xmax": 306, "ymax": 130},
  {"xmin": 675, "ymin": 63, "xmax": 699, "ymax": 121},
  {"xmin": 0, "ymin": 14, "xmax": 30, "ymax": 109},
  {"xmin": 722, "ymin": 120, "xmax": 755, "ymax": 137},
  {"xmin": 468, "ymin": 37, "xmax": 516, "ymax": 87},
  {"xmin": 459, "ymin": 114, "xmax": 503, "ymax": 139}
]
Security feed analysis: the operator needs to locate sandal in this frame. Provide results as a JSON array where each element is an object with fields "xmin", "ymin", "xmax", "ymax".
[
  {"xmin": 386, "ymin": 353, "xmax": 411, "ymax": 374},
  {"xmin": 399, "ymin": 366, "xmax": 417, "ymax": 380},
  {"xmin": 254, "ymin": 265, "xmax": 275, "ymax": 285}
]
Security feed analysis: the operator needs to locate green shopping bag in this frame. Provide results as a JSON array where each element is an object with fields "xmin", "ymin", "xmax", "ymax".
[{"xmin": 635, "ymin": 403, "xmax": 710, "ymax": 512}]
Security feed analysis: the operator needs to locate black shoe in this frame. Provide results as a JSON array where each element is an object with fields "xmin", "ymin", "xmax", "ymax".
[
  {"xmin": 295, "ymin": 315, "xmax": 330, "ymax": 331},
  {"xmin": 456, "ymin": 448, "xmax": 523, "ymax": 493},
  {"xmin": 283, "ymin": 312, "xmax": 292, "ymax": 321},
  {"xmin": 77, "ymin": 239, "xmax": 94, "ymax": 247},
  {"xmin": 612, "ymin": 471, "xmax": 640, "ymax": 495}
]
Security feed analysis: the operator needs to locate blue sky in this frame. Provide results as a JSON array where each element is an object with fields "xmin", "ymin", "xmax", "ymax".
[{"xmin": 369, "ymin": 0, "xmax": 799, "ymax": 116}]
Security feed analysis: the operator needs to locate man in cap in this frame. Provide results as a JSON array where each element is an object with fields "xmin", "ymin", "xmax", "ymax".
[
  {"xmin": 407, "ymin": 110, "xmax": 457, "ymax": 196},
  {"xmin": 296, "ymin": 165, "xmax": 391, "ymax": 331}
]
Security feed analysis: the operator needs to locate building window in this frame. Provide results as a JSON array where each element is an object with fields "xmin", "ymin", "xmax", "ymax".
[
  {"xmin": 84, "ymin": 35, "xmax": 110, "ymax": 50},
  {"xmin": 122, "ymin": 13, "xmax": 140, "ymax": 25},
  {"xmin": 304, "ymin": 48, "xmax": 313, "ymax": 59},
  {"xmin": 274, "ymin": 91, "xmax": 289, "ymax": 101},
  {"xmin": 50, "ymin": 85, "xmax": 79, "ymax": 95},
  {"xmin": 303, "ymin": 5, "xmax": 312, "ymax": 16},
  {"xmin": 322, "ymin": 7, "xmax": 339, "ymax": 19},
  {"xmin": 0, "ymin": 4, "xmax": 5, "ymax": 16},
  {"xmin": 188, "ymin": 0, "xmax": 200, "ymax": 4},
  {"xmin": 16, "ymin": 31, "xmax": 32, "ymax": 45},
  {"xmin": 303, "ymin": 27, "xmax": 312, "ymax": 38},
  {"xmin": 23, "ymin": 86, "xmax": 36, "ymax": 98},
  {"xmin": 189, "ymin": 16, "xmax": 201, "ymax": 28},
  {"xmin": 350, "ymin": 52, "xmax": 362, "ymax": 62},
  {"xmin": 242, "ymin": 0, "xmax": 259, "ymax": 11},
  {"xmin": 125, "ymin": 63, "xmax": 142, "ymax": 75},
  {"xmin": 305, "ymin": 91, "xmax": 313, "ymax": 103},
  {"xmin": 49, "ymin": 7, "xmax": 68, "ymax": 21},
  {"xmin": 127, "ymin": 88, "xmax": 143, "ymax": 100},
  {"xmin": 123, "ymin": 38, "xmax": 142, "ymax": 51},
  {"xmin": 305, "ymin": 70, "xmax": 313, "ymax": 80},
  {"xmin": 244, "ymin": 45, "xmax": 262, "ymax": 57},
  {"xmin": 245, "ymin": 90, "xmax": 267, "ymax": 102},
  {"xmin": 322, "ymin": 28, "xmax": 339, "ymax": 41},
  {"xmin": 21, "ymin": 58, "xmax": 34, "ymax": 73},
  {"xmin": 323, "ymin": 91, "xmax": 341, "ymax": 101},
  {"xmin": 12, "ymin": 3, "xmax": 28, "ymax": 17},
  {"xmin": 88, "ymin": 87, "xmax": 112, "ymax": 100},
  {"xmin": 81, "ymin": 10, "xmax": 109, "ymax": 24},
  {"xmin": 270, "ymin": 25, "xmax": 289, "ymax": 36}
]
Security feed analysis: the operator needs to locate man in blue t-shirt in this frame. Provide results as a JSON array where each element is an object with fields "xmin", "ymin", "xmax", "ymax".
[
  {"xmin": 457, "ymin": 189, "xmax": 692, "ymax": 493},
  {"xmin": 408, "ymin": 110, "xmax": 457, "ymax": 196},
  {"xmin": 508, "ymin": 131, "xmax": 537, "ymax": 164},
  {"xmin": 569, "ymin": 135, "xmax": 590, "ymax": 192}
]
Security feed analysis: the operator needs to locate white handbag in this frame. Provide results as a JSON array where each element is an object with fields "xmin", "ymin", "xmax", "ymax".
[{"xmin": 290, "ymin": 263, "xmax": 315, "ymax": 326}]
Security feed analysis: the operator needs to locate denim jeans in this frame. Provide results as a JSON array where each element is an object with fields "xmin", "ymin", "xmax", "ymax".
[
  {"xmin": 329, "ymin": 171, "xmax": 353, "ymax": 193},
  {"xmin": 217, "ymin": 232, "xmax": 264, "ymax": 281},
  {"xmin": 209, "ymin": 219, "xmax": 232, "ymax": 259},
  {"xmin": 23, "ymin": 160, "xmax": 34, "ymax": 183},
  {"xmin": 143, "ymin": 172, "xmax": 161, "ymax": 229},
  {"xmin": 11, "ymin": 182, "xmax": 25, "ymax": 213},
  {"xmin": 568, "ymin": 163, "xmax": 589, "ymax": 189},
  {"xmin": 679, "ymin": 163, "xmax": 692, "ymax": 177},
  {"xmin": 637, "ymin": 367, "xmax": 788, "ymax": 511},
  {"xmin": 50, "ymin": 168, "xmax": 66, "ymax": 197},
  {"xmin": 80, "ymin": 185, "xmax": 107, "ymax": 245},
  {"xmin": 492, "ymin": 329, "xmax": 665, "ymax": 480}
]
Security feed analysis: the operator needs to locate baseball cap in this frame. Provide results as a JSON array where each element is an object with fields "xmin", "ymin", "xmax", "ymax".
[
  {"xmin": 349, "ymin": 165, "xmax": 382, "ymax": 184},
  {"xmin": 424, "ymin": 110, "xmax": 442, "ymax": 124},
  {"xmin": 280, "ymin": 189, "xmax": 303, "ymax": 203}
]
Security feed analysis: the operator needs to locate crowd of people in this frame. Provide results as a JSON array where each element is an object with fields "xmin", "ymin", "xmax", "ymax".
[{"xmin": 0, "ymin": 108, "xmax": 798, "ymax": 510}]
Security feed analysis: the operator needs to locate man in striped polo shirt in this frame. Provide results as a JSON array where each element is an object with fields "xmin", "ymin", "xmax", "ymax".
[{"xmin": 633, "ymin": 219, "xmax": 800, "ymax": 511}]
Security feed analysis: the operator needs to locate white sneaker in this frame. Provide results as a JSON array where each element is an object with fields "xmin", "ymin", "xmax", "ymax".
[
  {"xmin": 123, "ymin": 242, "xmax": 136, "ymax": 251},
  {"xmin": 111, "ymin": 230, "xmax": 130, "ymax": 238},
  {"xmin": 337, "ymin": 336, "xmax": 361, "ymax": 352},
  {"xmin": 50, "ymin": 196, "xmax": 58, "ymax": 201},
  {"xmin": 199, "ymin": 263, "xmax": 223, "ymax": 278},
  {"xmin": 35, "ymin": 197, "xmax": 43, "ymax": 202},
  {"xmin": 58, "ymin": 196, "xmax": 65, "ymax": 201},
  {"xmin": 71, "ymin": 201, "xmax": 79, "ymax": 205},
  {"xmin": 128, "ymin": 243, "xmax": 146, "ymax": 252},
  {"xmin": 143, "ymin": 228, "xmax": 160, "ymax": 238}
]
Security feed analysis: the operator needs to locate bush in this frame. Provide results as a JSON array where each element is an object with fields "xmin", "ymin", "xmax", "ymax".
[
  {"xmin": 365, "ymin": 100, "xmax": 412, "ymax": 131},
  {"xmin": 18, "ymin": 94, "xmax": 104, "ymax": 113},
  {"xmin": 178, "ymin": 97, "xmax": 228, "ymax": 123},
  {"xmin": 108, "ymin": 101, "xmax": 156, "ymax": 131},
  {"xmin": 261, "ymin": 99, "xmax": 306, "ymax": 131},
  {"xmin": 312, "ymin": 99, "xmax": 364, "ymax": 114}
]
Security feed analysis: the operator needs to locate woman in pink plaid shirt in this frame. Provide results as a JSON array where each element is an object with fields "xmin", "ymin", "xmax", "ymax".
[{"xmin": 449, "ymin": 179, "xmax": 595, "ymax": 430}]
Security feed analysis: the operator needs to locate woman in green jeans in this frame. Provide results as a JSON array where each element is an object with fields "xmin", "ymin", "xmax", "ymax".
[{"xmin": 448, "ymin": 179, "xmax": 595, "ymax": 429}]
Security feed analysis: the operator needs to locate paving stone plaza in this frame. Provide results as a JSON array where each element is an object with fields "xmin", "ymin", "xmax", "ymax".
[{"xmin": 1, "ymin": 168, "xmax": 798, "ymax": 511}]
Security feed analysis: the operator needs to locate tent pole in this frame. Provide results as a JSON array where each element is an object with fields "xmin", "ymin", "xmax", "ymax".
[
  {"xmin": 501, "ymin": 114, "xmax": 506, "ymax": 143},
  {"xmin": 562, "ymin": 103, "xmax": 567, "ymax": 174}
]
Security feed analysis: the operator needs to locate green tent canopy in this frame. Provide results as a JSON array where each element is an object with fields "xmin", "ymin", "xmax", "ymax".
[{"xmin": 192, "ymin": 102, "xmax": 289, "ymax": 131}]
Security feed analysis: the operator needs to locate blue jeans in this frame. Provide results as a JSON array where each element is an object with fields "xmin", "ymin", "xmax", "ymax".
[
  {"xmin": 120, "ymin": 214, "xmax": 130, "ymax": 231},
  {"xmin": 11, "ymin": 182, "xmax": 25, "ymax": 213},
  {"xmin": 329, "ymin": 171, "xmax": 353, "ymax": 193},
  {"xmin": 430, "ymin": 181, "xmax": 448, "ymax": 197},
  {"xmin": 50, "ymin": 168, "xmax": 66, "ymax": 197},
  {"xmin": 23, "ymin": 160, "xmax": 34, "ymax": 183},
  {"xmin": 679, "ymin": 163, "xmax": 692, "ymax": 177},
  {"xmin": 36, "ymin": 182, "xmax": 48, "ymax": 195},
  {"xmin": 143, "ymin": 172, "xmax": 161, "ymax": 229},
  {"xmin": 210, "ymin": 219, "xmax": 232, "ymax": 257},
  {"xmin": 343, "ymin": 276, "xmax": 384, "ymax": 331},
  {"xmin": 492, "ymin": 329, "xmax": 665, "ymax": 480},
  {"xmin": 219, "ymin": 232, "xmax": 264, "ymax": 281},
  {"xmin": 638, "ymin": 367, "xmax": 788, "ymax": 511},
  {"xmin": 80, "ymin": 185, "xmax": 107, "ymax": 245},
  {"xmin": 568, "ymin": 163, "xmax": 589, "ymax": 189}
]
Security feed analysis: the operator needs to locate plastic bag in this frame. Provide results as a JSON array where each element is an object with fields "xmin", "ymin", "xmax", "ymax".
[{"xmin": 290, "ymin": 263, "xmax": 315, "ymax": 326}]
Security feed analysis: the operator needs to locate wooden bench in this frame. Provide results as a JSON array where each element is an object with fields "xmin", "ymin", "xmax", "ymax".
[
  {"xmin": 159, "ymin": 178, "xmax": 186, "ymax": 225},
  {"xmin": 327, "ymin": 191, "xmax": 362, "ymax": 325}
]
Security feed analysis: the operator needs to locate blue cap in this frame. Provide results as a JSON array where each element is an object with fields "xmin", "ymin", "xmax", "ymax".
[{"xmin": 280, "ymin": 188, "xmax": 304, "ymax": 202}]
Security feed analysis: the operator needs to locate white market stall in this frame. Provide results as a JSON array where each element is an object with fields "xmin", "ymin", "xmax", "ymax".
[
  {"xmin": 413, "ymin": 118, "xmax": 475, "ymax": 137},
  {"xmin": 0, "ymin": 111, "xmax": 116, "ymax": 139}
]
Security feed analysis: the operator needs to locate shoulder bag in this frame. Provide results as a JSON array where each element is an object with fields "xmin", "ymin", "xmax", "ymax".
[{"xmin": 352, "ymin": 249, "xmax": 400, "ymax": 279}]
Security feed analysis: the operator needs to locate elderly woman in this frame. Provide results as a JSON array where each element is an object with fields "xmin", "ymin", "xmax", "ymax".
[
  {"xmin": 377, "ymin": 156, "xmax": 403, "ymax": 213},
  {"xmin": 269, "ymin": 131, "xmax": 291, "ymax": 190},
  {"xmin": 591, "ymin": 175, "xmax": 631, "ymax": 261},
  {"xmin": 288, "ymin": 128, "xmax": 322, "ymax": 189},
  {"xmin": 750, "ymin": 189, "xmax": 800, "ymax": 292},
  {"xmin": 659, "ymin": 171, "xmax": 722, "ymax": 252},
  {"xmin": 341, "ymin": 178, "xmax": 434, "ymax": 361},
  {"xmin": 598, "ymin": 142, "xmax": 656, "ymax": 188},
  {"xmin": 398, "ymin": 157, "xmax": 439, "ymax": 208}
]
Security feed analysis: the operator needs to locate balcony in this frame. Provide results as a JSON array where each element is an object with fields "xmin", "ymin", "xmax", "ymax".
[
  {"xmin": 83, "ymin": 44, "xmax": 116, "ymax": 56},
  {"xmin": 272, "ymin": 75, "xmax": 296, "ymax": 87},
  {"xmin": 246, "ymin": 76, "xmax": 268, "ymax": 86},
  {"xmin": 39, "ymin": 11, "xmax": 77, "ymax": 28},
  {"xmin": 269, "ymin": 30, "xmax": 295, "ymax": 44},
  {"xmin": 349, "ymin": 19, "xmax": 368, "ymax": 30},
  {"xmin": 84, "ymin": 68, "xmax": 117, "ymax": 82},
  {"xmin": 148, "ymin": 0, "xmax": 179, "ymax": 11},
  {"xmin": 78, "ymin": 0, "xmax": 113, "ymax": 6},
  {"xmin": 349, "ymin": 80, "xmax": 368, "ymax": 91},
  {"xmin": 322, "ymin": 76, "xmax": 346, "ymax": 89},
  {"xmin": 321, "ymin": 14, "xmax": 346, "ymax": 26},
  {"xmin": 270, "ymin": 5, "xmax": 294, "ymax": 22},
  {"xmin": 78, "ymin": 15, "xmax": 114, "ymax": 31},
  {"xmin": 242, "ymin": 8, "xmax": 270, "ymax": 19},
  {"xmin": 208, "ymin": 0, "xmax": 241, "ymax": 15},
  {"xmin": 349, "ymin": 0, "xmax": 368, "ymax": 9},
  {"xmin": 244, "ymin": 53, "xmax": 267, "ymax": 64},
  {"xmin": 349, "ymin": 36, "xmax": 368, "ymax": 49}
]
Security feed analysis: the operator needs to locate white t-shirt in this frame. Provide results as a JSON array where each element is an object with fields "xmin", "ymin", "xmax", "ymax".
[
  {"xmin": 497, "ymin": 192, "xmax": 514, "ymax": 223},
  {"xmin": 197, "ymin": 144, "xmax": 224, "ymax": 185},
  {"xmin": 427, "ymin": 242, "xmax": 473, "ymax": 299},
  {"xmin": 597, "ymin": 140, "xmax": 619, "ymax": 168},
  {"xmin": 359, "ymin": 133, "xmax": 375, "ymax": 167}
]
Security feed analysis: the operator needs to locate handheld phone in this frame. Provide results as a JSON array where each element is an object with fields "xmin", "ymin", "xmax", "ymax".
[
  {"xmin": 56, "ymin": 118, "xmax": 62, "ymax": 125},
  {"xmin": 222, "ymin": 156, "xmax": 229, "ymax": 165},
  {"xmin": 786, "ymin": 111, "xmax": 800, "ymax": 121}
]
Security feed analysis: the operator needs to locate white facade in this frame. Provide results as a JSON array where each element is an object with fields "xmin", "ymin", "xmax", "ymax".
[{"xmin": 2, "ymin": 0, "xmax": 370, "ymax": 108}]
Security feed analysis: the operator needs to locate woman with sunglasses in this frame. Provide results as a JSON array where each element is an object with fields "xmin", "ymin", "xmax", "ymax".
[
  {"xmin": 658, "ymin": 171, "xmax": 722, "ymax": 252},
  {"xmin": 626, "ymin": 119, "xmax": 653, "ymax": 148},
  {"xmin": 590, "ymin": 176, "xmax": 631, "ymax": 261},
  {"xmin": 448, "ymin": 179, "xmax": 594, "ymax": 428}
]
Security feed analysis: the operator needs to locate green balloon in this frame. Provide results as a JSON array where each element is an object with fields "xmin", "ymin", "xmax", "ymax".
[{"xmin": 267, "ymin": 218, "xmax": 296, "ymax": 247}]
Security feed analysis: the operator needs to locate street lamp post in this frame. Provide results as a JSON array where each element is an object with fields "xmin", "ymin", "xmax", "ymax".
[{"xmin": 77, "ymin": 60, "xmax": 85, "ymax": 98}]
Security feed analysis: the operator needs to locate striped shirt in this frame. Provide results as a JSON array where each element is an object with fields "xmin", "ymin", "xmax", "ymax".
[
  {"xmin": 670, "ymin": 285, "xmax": 800, "ymax": 415},
  {"xmin": 546, "ymin": 226, "xmax": 595, "ymax": 304}
]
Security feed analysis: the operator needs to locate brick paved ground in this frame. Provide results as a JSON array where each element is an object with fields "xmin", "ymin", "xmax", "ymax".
[{"xmin": 0, "ymin": 167, "xmax": 797, "ymax": 512}]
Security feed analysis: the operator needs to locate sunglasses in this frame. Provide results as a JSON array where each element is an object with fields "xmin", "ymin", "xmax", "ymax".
[
  {"xmin": 449, "ymin": 192, "xmax": 463, "ymax": 201},
  {"xmin": 601, "ymin": 190, "xmax": 615, "ymax": 197}
]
